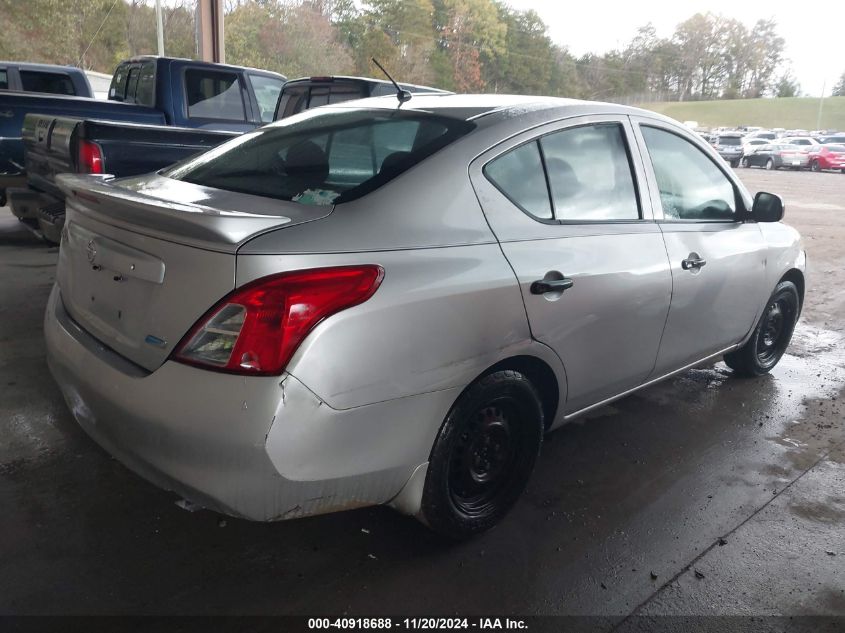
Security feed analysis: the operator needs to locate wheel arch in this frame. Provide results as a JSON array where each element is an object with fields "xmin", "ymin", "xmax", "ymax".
[{"xmin": 779, "ymin": 268, "xmax": 805, "ymax": 311}]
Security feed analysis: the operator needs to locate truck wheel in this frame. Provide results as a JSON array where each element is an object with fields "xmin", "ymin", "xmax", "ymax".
[
  {"xmin": 724, "ymin": 281, "xmax": 799, "ymax": 377},
  {"xmin": 730, "ymin": 159, "xmax": 739, "ymax": 168},
  {"xmin": 740, "ymin": 157, "xmax": 749, "ymax": 168},
  {"xmin": 420, "ymin": 370, "xmax": 543, "ymax": 539}
]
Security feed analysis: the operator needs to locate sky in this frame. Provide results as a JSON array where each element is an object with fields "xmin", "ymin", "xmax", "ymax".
[{"xmin": 506, "ymin": 0, "xmax": 844, "ymax": 96}]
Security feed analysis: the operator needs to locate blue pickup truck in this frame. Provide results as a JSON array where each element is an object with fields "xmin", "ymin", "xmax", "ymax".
[{"xmin": 0, "ymin": 56, "xmax": 286, "ymax": 195}]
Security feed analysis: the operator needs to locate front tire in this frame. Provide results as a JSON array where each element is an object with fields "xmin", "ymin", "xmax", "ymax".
[
  {"xmin": 724, "ymin": 281, "xmax": 799, "ymax": 377},
  {"xmin": 420, "ymin": 370, "xmax": 543, "ymax": 539}
]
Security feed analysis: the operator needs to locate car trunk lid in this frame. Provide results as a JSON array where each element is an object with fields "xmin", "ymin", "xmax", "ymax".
[{"xmin": 55, "ymin": 173, "xmax": 333, "ymax": 371}]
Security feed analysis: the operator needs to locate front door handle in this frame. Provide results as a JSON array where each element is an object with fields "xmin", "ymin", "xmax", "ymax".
[
  {"xmin": 681, "ymin": 255, "xmax": 707, "ymax": 270},
  {"xmin": 530, "ymin": 278, "xmax": 574, "ymax": 295}
]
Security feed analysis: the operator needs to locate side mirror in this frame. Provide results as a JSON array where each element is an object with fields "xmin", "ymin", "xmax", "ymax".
[{"xmin": 751, "ymin": 191, "xmax": 784, "ymax": 222}]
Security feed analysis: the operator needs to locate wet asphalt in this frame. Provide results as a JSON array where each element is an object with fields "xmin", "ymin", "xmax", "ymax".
[{"xmin": 0, "ymin": 169, "xmax": 843, "ymax": 621}]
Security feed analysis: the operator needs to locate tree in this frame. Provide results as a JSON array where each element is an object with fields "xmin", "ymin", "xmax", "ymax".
[
  {"xmin": 775, "ymin": 72, "xmax": 800, "ymax": 98},
  {"xmin": 833, "ymin": 71, "xmax": 845, "ymax": 97}
]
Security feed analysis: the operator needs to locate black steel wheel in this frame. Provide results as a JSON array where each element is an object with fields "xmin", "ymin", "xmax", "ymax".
[
  {"xmin": 724, "ymin": 281, "xmax": 800, "ymax": 377},
  {"xmin": 421, "ymin": 370, "xmax": 543, "ymax": 539}
]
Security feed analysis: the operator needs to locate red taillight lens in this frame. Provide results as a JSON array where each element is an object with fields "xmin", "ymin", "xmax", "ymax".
[
  {"xmin": 78, "ymin": 140, "xmax": 104, "ymax": 174},
  {"xmin": 172, "ymin": 265, "xmax": 384, "ymax": 375}
]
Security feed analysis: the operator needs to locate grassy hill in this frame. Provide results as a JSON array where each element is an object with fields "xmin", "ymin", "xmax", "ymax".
[{"xmin": 638, "ymin": 97, "xmax": 845, "ymax": 131}]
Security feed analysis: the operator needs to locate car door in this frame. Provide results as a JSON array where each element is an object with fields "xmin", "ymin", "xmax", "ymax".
[
  {"xmin": 470, "ymin": 116, "xmax": 672, "ymax": 414},
  {"xmin": 632, "ymin": 118, "xmax": 768, "ymax": 376}
]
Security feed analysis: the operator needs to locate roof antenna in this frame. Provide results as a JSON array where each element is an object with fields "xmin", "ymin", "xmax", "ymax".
[{"xmin": 372, "ymin": 58, "xmax": 412, "ymax": 104}]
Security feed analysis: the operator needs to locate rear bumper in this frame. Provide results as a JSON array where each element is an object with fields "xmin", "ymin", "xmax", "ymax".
[{"xmin": 45, "ymin": 285, "xmax": 449, "ymax": 521}]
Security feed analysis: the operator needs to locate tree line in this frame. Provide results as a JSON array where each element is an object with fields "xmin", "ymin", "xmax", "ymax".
[{"xmin": 0, "ymin": 0, "xmax": 830, "ymax": 102}]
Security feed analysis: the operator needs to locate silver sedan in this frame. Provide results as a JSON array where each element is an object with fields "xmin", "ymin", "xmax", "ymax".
[{"xmin": 45, "ymin": 95, "xmax": 806, "ymax": 538}]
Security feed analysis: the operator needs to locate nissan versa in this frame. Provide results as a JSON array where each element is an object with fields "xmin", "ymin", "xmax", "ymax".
[{"xmin": 45, "ymin": 95, "xmax": 806, "ymax": 539}]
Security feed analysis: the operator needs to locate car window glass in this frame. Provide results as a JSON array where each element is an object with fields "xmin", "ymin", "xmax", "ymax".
[
  {"xmin": 124, "ymin": 66, "xmax": 141, "ymax": 102},
  {"xmin": 109, "ymin": 64, "xmax": 129, "ymax": 100},
  {"xmin": 0, "ymin": 70, "xmax": 8, "ymax": 90},
  {"xmin": 248, "ymin": 74, "xmax": 284, "ymax": 123},
  {"xmin": 276, "ymin": 85, "xmax": 308, "ymax": 119},
  {"xmin": 134, "ymin": 62, "xmax": 156, "ymax": 107},
  {"xmin": 540, "ymin": 123, "xmax": 639, "ymax": 221},
  {"xmin": 308, "ymin": 86, "xmax": 329, "ymax": 108},
  {"xmin": 166, "ymin": 109, "xmax": 472, "ymax": 205},
  {"xmin": 641, "ymin": 126, "xmax": 736, "ymax": 221},
  {"xmin": 20, "ymin": 71, "xmax": 75, "ymax": 95},
  {"xmin": 329, "ymin": 84, "xmax": 366, "ymax": 104},
  {"xmin": 484, "ymin": 141, "xmax": 552, "ymax": 220},
  {"xmin": 186, "ymin": 69, "xmax": 245, "ymax": 121}
]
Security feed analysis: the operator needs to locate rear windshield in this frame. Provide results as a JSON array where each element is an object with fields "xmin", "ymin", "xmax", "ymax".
[
  {"xmin": 718, "ymin": 136, "xmax": 741, "ymax": 145},
  {"xmin": 756, "ymin": 133, "xmax": 776, "ymax": 139},
  {"xmin": 826, "ymin": 144, "xmax": 845, "ymax": 153},
  {"xmin": 165, "ymin": 108, "xmax": 475, "ymax": 205}
]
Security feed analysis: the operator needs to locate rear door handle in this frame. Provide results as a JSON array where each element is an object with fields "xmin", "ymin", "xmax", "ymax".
[
  {"xmin": 681, "ymin": 256, "xmax": 707, "ymax": 270},
  {"xmin": 530, "ymin": 278, "xmax": 574, "ymax": 294}
]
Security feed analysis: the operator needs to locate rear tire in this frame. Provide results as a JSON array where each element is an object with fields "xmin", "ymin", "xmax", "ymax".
[
  {"xmin": 766, "ymin": 158, "xmax": 775, "ymax": 170},
  {"xmin": 724, "ymin": 281, "xmax": 799, "ymax": 377},
  {"xmin": 811, "ymin": 160, "xmax": 821, "ymax": 172},
  {"xmin": 420, "ymin": 370, "xmax": 543, "ymax": 540},
  {"xmin": 730, "ymin": 159, "xmax": 739, "ymax": 168}
]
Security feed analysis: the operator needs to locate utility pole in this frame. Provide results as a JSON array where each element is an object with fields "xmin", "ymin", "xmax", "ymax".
[
  {"xmin": 816, "ymin": 80, "xmax": 826, "ymax": 131},
  {"xmin": 155, "ymin": 0, "xmax": 165, "ymax": 57}
]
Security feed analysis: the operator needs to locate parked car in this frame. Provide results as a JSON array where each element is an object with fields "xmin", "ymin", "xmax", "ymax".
[
  {"xmin": 806, "ymin": 144, "xmax": 845, "ymax": 173},
  {"xmin": 0, "ymin": 56, "xmax": 286, "ymax": 205},
  {"xmin": 45, "ymin": 95, "xmax": 805, "ymax": 539},
  {"xmin": 779, "ymin": 136, "xmax": 819, "ymax": 147},
  {"xmin": 712, "ymin": 132, "xmax": 744, "ymax": 166},
  {"xmin": 741, "ymin": 138, "xmax": 768, "ymax": 154},
  {"xmin": 816, "ymin": 134, "xmax": 845, "ymax": 145},
  {"xmin": 0, "ymin": 61, "xmax": 93, "ymax": 97},
  {"xmin": 740, "ymin": 143, "xmax": 809, "ymax": 170},
  {"xmin": 745, "ymin": 130, "xmax": 777, "ymax": 141},
  {"xmin": 14, "ymin": 75, "xmax": 446, "ymax": 243}
]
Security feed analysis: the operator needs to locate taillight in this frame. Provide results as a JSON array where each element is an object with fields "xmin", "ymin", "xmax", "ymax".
[
  {"xmin": 78, "ymin": 140, "xmax": 104, "ymax": 174},
  {"xmin": 172, "ymin": 265, "xmax": 384, "ymax": 376}
]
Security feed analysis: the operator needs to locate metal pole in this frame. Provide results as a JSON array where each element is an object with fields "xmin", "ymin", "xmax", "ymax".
[
  {"xmin": 816, "ymin": 80, "xmax": 826, "ymax": 131},
  {"xmin": 155, "ymin": 0, "xmax": 165, "ymax": 57}
]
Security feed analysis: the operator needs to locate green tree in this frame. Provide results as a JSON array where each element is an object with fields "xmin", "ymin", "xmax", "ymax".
[
  {"xmin": 832, "ymin": 71, "xmax": 845, "ymax": 97},
  {"xmin": 775, "ymin": 72, "xmax": 800, "ymax": 97}
]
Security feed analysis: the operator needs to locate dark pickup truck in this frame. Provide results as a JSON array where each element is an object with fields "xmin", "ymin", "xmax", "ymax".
[
  {"xmin": 1, "ymin": 56, "xmax": 286, "ymax": 197},
  {"xmin": 13, "ymin": 75, "xmax": 447, "ymax": 242}
]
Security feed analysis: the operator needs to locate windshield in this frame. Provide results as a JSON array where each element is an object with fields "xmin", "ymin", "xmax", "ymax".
[
  {"xmin": 165, "ymin": 108, "xmax": 475, "ymax": 205},
  {"xmin": 718, "ymin": 136, "xmax": 741, "ymax": 145}
]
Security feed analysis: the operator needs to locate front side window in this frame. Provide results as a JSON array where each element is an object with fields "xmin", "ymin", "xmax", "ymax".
[
  {"xmin": 540, "ymin": 123, "xmax": 639, "ymax": 221},
  {"xmin": 641, "ymin": 126, "xmax": 736, "ymax": 221},
  {"xmin": 186, "ymin": 69, "xmax": 245, "ymax": 121},
  {"xmin": 165, "ymin": 108, "xmax": 474, "ymax": 205},
  {"xmin": 484, "ymin": 141, "xmax": 552, "ymax": 220},
  {"xmin": 248, "ymin": 75, "xmax": 284, "ymax": 123},
  {"xmin": 20, "ymin": 71, "xmax": 75, "ymax": 95}
]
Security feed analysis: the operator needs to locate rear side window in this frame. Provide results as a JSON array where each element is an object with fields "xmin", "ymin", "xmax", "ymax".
[
  {"xmin": 248, "ymin": 74, "xmax": 284, "ymax": 123},
  {"xmin": 641, "ymin": 126, "xmax": 736, "ymax": 221},
  {"xmin": 165, "ymin": 109, "xmax": 475, "ymax": 205},
  {"xmin": 20, "ymin": 71, "xmax": 75, "ymax": 95},
  {"xmin": 185, "ymin": 69, "xmax": 245, "ymax": 121},
  {"xmin": 484, "ymin": 142, "xmax": 552, "ymax": 220},
  {"xmin": 540, "ymin": 123, "xmax": 639, "ymax": 221},
  {"xmin": 0, "ymin": 70, "xmax": 8, "ymax": 90}
]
